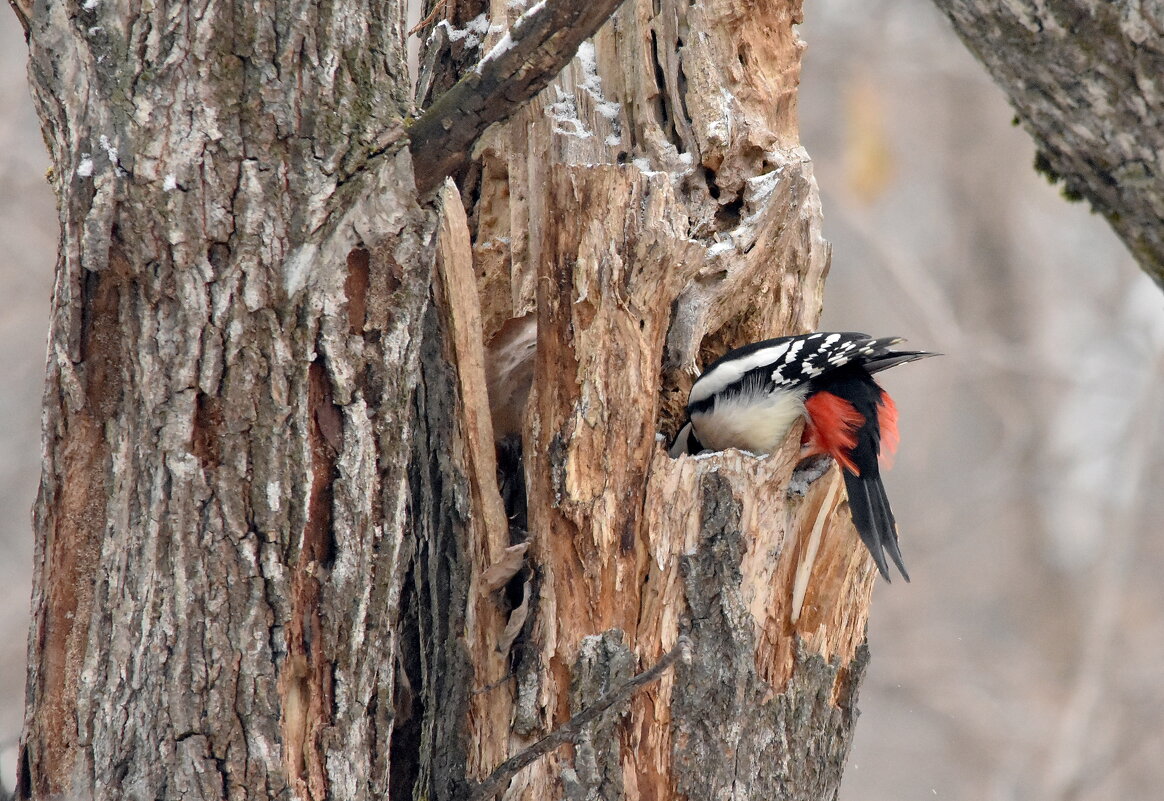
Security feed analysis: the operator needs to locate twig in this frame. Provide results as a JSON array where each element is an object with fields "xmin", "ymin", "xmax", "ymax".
[
  {"xmin": 465, "ymin": 637, "xmax": 692, "ymax": 801},
  {"xmin": 408, "ymin": 0, "xmax": 448, "ymax": 38},
  {"xmin": 408, "ymin": 0, "xmax": 630, "ymax": 196}
]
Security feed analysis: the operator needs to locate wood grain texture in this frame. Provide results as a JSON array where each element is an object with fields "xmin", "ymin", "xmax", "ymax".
[
  {"xmin": 933, "ymin": 0, "xmax": 1164, "ymax": 287},
  {"xmin": 449, "ymin": 0, "xmax": 877, "ymax": 798},
  {"xmin": 432, "ymin": 182, "xmax": 515, "ymax": 783}
]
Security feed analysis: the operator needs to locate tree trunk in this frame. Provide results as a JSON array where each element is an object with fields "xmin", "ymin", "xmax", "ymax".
[
  {"xmin": 930, "ymin": 0, "xmax": 1164, "ymax": 288},
  {"xmin": 16, "ymin": 0, "xmax": 431, "ymax": 797},
  {"xmin": 15, "ymin": 0, "xmax": 878, "ymax": 798}
]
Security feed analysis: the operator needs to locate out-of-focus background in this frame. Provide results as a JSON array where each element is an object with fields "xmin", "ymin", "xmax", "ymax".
[
  {"xmin": 3, "ymin": 1, "xmax": 1163, "ymax": 798},
  {"xmin": 0, "ymin": 9, "xmax": 56, "ymax": 793},
  {"xmin": 802, "ymin": 2, "xmax": 1164, "ymax": 800}
]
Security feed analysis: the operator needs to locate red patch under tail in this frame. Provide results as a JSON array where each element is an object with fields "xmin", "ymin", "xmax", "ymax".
[
  {"xmin": 802, "ymin": 391, "xmax": 864, "ymax": 474},
  {"xmin": 877, "ymin": 390, "xmax": 899, "ymax": 468}
]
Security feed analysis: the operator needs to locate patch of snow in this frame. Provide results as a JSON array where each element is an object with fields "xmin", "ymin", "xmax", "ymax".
[
  {"xmin": 516, "ymin": 0, "xmax": 548, "ymax": 26},
  {"xmin": 631, "ymin": 157, "xmax": 667, "ymax": 177},
  {"xmin": 576, "ymin": 42, "xmax": 601, "ymax": 94},
  {"xmin": 474, "ymin": 30, "xmax": 514, "ymax": 74},
  {"xmin": 438, "ymin": 13, "xmax": 491, "ymax": 49},
  {"xmin": 76, "ymin": 156, "xmax": 94, "ymax": 178},
  {"xmin": 707, "ymin": 240, "xmax": 734, "ymax": 257},
  {"xmin": 547, "ymin": 87, "xmax": 593, "ymax": 139},
  {"xmin": 476, "ymin": 1, "xmax": 550, "ymax": 73},
  {"xmin": 595, "ymin": 101, "xmax": 621, "ymax": 121},
  {"xmin": 576, "ymin": 40, "xmax": 622, "ymax": 130},
  {"xmin": 163, "ymin": 174, "xmax": 177, "ymax": 191}
]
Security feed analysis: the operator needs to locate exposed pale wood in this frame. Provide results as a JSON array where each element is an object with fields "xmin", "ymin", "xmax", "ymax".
[
  {"xmin": 932, "ymin": 0, "xmax": 1164, "ymax": 288},
  {"xmin": 456, "ymin": 0, "xmax": 876, "ymax": 798},
  {"xmin": 481, "ymin": 543, "xmax": 531, "ymax": 593},
  {"xmin": 484, "ymin": 314, "xmax": 538, "ymax": 440},
  {"xmin": 431, "ymin": 181, "xmax": 516, "ymax": 783}
]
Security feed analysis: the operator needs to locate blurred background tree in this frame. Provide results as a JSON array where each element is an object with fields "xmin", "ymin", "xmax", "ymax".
[{"xmin": 802, "ymin": 3, "xmax": 1164, "ymax": 799}]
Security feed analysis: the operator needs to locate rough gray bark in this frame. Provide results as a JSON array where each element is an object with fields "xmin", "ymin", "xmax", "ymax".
[
  {"xmin": 15, "ymin": 0, "xmax": 876, "ymax": 798},
  {"xmin": 931, "ymin": 0, "xmax": 1164, "ymax": 288},
  {"xmin": 15, "ymin": 0, "xmax": 433, "ymax": 797}
]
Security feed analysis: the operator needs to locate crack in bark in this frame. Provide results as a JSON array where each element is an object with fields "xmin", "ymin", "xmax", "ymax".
[
  {"xmin": 24, "ymin": 245, "xmax": 132, "ymax": 797},
  {"xmin": 279, "ymin": 359, "xmax": 342, "ymax": 801}
]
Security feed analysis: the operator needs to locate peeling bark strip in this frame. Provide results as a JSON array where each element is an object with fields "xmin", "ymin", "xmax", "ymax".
[
  {"xmin": 24, "ymin": 252, "xmax": 126, "ymax": 798},
  {"xmin": 432, "ymin": 183, "xmax": 516, "ymax": 781},
  {"xmin": 407, "ymin": 0, "xmax": 630, "ymax": 194},
  {"xmin": 933, "ymin": 0, "xmax": 1164, "ymax": 287},
  {"xmin": 30, "ymin": 412, "xmax": 106, "ymax": 800},
  {"xmin": 279, "ymin": 360, "xmax": 341, "ymax": 800}
]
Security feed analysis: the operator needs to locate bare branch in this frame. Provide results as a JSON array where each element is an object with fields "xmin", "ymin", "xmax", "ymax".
[
  {"xmin": 465, "ymin": 637, "xmax": 692, "ymax": 801},
  {"xmin": 932, "ymin": 0, "xmax": 1164, "ymax": 289},
  {"xmin": 408, "ymin": 0, "xmax": 628, "ymax": 195}
]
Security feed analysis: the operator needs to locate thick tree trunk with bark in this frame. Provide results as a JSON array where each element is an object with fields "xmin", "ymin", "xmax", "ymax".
[
  {"xmin": 14, "ymin": 0, "xmax": 879, "ymax": 798},
  {"xmin": 16, "ymin": 0, "xmax": 431, "ymax": 797},
  {"xmin": 931, "ymin": 0, "xmax": 1164, "ymax": 288}
]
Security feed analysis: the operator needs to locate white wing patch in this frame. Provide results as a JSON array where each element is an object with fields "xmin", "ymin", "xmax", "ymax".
[{"xmin": 689, "ymin": 342, "xmax": 792, "ymax": 404}]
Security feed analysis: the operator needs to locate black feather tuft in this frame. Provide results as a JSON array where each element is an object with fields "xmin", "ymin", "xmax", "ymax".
[{"xmin": 842, "ymin": 469, "xmax": 909, "ymax": 582}]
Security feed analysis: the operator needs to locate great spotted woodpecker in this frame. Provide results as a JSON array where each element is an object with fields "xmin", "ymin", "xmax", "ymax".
[{"xmin": 669, "ymin": 332, "xmax": 934, "ymax": 582}]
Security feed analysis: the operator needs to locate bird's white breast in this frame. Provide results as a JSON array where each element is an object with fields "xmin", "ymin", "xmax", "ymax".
[{"xmin": 690, "ymin": 386, "xmax": 809, "ymax": 454}]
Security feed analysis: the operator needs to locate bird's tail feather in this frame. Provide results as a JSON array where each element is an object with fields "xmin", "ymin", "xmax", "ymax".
[
  {"xmin": 863, "ymin": 350, "xmax": 937, "ymax": 375},
  {"xmin": 842, "ymin": 468, "xmax": 910, "ymax": 582}
]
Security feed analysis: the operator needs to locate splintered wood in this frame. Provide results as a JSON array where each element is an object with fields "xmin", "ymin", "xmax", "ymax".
[
  {"xmin": 433, "ymin": 182, "xmax": 516, "ymax": 778},
  {"xmin": 432, "ymin": 0, "xmax": 876, "ymax": 798}
]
